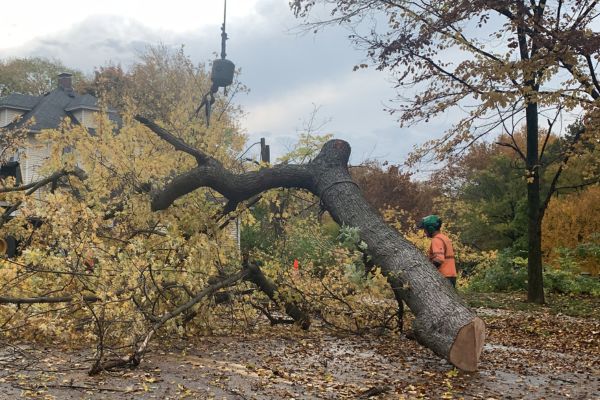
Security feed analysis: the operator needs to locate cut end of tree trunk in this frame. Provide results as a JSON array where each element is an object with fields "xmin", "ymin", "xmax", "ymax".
[{"xmin": 448, "ymin": 317, "xmax": 486, "ymax": 372}]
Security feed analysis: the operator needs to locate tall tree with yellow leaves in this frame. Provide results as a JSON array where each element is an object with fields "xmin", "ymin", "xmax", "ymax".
[{"xmin": 291, "ymin": 0, "xmax": 600, "ymax": 303}]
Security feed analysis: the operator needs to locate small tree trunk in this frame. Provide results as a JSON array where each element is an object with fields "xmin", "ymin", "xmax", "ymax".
[{"xmin": 525, "ymin": 102, "xmax": 545, "ymax": 304}]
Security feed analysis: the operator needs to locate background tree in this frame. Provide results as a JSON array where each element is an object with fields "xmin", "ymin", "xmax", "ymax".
[
  {"xmin": 433, "ymin": 123, "xmax": 599, "ymax": 264},
  {"xmin": 291, "ymin": 0, "xmax": 600, "ymax": 303},
  {"xmin": 90, "ymin": 44, "xmax": 246, "ymax": 150},
  {"xmin": 436, "ymin": 143, "xmax": 529, "ymax": 252},
  {"xmin": 0, "ymin": 57, "xmax": 86, "ymax": 96},
  {"xmin": 351, "ymin": 162, "xmax": 438, "ymax": 231},
  {"xmin": 543, "ymin": 186, "xmax": 600, "ymax": 275}
]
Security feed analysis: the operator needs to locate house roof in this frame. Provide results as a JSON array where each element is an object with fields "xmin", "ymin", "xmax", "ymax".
[
  {"xmin": 1, "ymin": 83, "xmax": 121, "ymax": 132},
  {"xmin": 65, "ymin": 93, "xmax": 103, "ymax": 111},
  {"xmin": 0, "ymin": 93, "xmax": 40, "ymax": 111},
  {"xmin": 10, "ymin": 89, "xmax": 79, "ymax": 131}
]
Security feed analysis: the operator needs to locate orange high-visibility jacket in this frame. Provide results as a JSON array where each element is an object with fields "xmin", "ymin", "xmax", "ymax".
[{"xmin": 428, "ymin": 232, "xmax": 456, "ymax": 278}]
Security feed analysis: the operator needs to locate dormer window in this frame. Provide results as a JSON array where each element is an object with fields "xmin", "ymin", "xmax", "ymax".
[
  {"xmin": 0, "ymin": 108, "xmax": 25, "ymax": 127},
  {"xmin": 0, "ymin": 93, "xmax": 37, "ymax": 128},
  {"xmin": 66, "ymin": 106, "xmax": 99, "ymax": 129}
]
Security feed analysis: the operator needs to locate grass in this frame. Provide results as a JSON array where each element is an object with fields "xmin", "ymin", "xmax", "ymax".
[{"xmin": 462, "ymin": 291, "xmax": 600, "ymax": 319}]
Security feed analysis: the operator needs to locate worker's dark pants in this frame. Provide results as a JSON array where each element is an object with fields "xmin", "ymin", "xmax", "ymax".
[{"xmin": 447, "ymin": 277, "xmax": 457, "ymax": 288}]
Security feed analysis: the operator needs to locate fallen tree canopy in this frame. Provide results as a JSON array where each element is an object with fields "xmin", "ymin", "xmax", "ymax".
[{"xmin": 137, "ymin": 116, "xmax": 486, "ymax": 371}]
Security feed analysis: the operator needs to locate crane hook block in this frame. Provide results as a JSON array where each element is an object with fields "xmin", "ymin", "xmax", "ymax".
[{"xmin": 211, "ymin": 58, "xmax": 235, "ymax": 88}]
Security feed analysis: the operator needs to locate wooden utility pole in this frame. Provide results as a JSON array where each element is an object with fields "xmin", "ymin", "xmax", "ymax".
[{"xmin": 260, "ymin": 138, "xmax": 270, "ymax": 164}]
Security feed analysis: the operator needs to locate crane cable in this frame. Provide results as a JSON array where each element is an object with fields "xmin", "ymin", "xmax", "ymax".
[{"xmin": 195, "ymin": 0, "xmax": 229, "ymax": 127}]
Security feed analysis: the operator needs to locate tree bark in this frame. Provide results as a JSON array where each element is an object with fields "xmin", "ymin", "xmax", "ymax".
[
  {"xmin": 139, "ymin": 117, "xmax": 485, "ymax": 371},
  {"xmin": 525, "ymin": 102, "xmax": 545, "ymax": 304}
]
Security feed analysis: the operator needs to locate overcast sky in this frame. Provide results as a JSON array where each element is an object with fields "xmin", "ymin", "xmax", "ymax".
[{"xmin": 0, "ymin": 0, "xmax": 454, "ymax": 166}]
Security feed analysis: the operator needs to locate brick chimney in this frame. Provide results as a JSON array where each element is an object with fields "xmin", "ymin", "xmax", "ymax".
[{"xmin": 57, "ymin": 73, "xmax": 73, "ymax": 92}]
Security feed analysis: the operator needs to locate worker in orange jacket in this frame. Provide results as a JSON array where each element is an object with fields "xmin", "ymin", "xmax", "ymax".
[{"xmin": 418, "ymin": 215, "xmax": 457, "ymax": 288}]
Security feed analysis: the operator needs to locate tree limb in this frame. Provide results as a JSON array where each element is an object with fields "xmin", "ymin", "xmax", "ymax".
[
  {"xmin": 244, "ymin": 261, "xmax": 310, "ymax": 330},
  {"xmin": 89, "ymin": 269, "xmax": 249, "ymax": 375},
  {"xmin": 540, "ymin": 124, "xmax": 585, "ymax": 218},
  {"xmin": 0, "ymin": 169, "xmax": 87, "ymax": 227},
  {"xmin": 134, "ymin": 115, "xmax": 215, "ymax": 165},
  {"xmin": 0, "ymin": 294, "xmax": 98, "ymax": 304}
]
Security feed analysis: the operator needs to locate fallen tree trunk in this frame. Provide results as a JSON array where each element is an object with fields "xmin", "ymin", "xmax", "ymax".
[{"xmin": 137, "ymin": 117, "xmax": 485, "ymax": 371}]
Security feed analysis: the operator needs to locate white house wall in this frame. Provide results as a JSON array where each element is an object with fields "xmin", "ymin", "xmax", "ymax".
[
  {"xmin": 72, "ymin": 110, "xmax": 84, "ymax": 126},
  {"xmin": 22, "ymin": 134, "xmax": 50, "ymax": 185},
  {"xmin": 84, "ymin": 110, "xmax": 98, "ymax": 129},
  {"xmin": 0, "ymin": 109, "xmax": 25, "ymax": 128},
  {"xmin": 225, "ymin": 219, "xmax": 241, "ymax": 252},
  {"xmin": 71, "ymin": 109, "xmax": 98, "ymax": 129}
]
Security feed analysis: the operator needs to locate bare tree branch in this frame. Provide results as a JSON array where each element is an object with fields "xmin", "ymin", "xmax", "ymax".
[
  {"xmin": 89, "ymin": 269, "xmax": 249, "ymax": 374},
  {"xmin": 540, "ymin": 124, "xmax": 584, "ymax": 218},
  {"xmin": 134, "ymin": 115, "xmax": 215, "ymax": 165},
  {"xmin": 0, "ymin": 169, "xmax": 87, "ymax": 227}
]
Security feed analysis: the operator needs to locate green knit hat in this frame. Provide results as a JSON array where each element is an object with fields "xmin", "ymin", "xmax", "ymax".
[{"xmin": 418, "ymin": 215, "xmax": 442, "ymax": 235}]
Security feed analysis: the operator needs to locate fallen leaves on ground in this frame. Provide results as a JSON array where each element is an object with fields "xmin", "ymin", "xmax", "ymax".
[{"xmin": 0, "ymin": 297, "xmax": 598, "ymax": 399}]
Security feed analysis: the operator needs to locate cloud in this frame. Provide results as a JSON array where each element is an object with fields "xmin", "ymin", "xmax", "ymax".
[
  {"xmin": 0, "ymin": 15, "xmax": 164, "ymax": 71},
  {"xmin": 0, "ymin": 0, "xmax": 264, "ymax": 49},
  {"xmin": 0, "ymin": 0, "xmax": 441, "ymax": 166},
  {"xmin": 240, "ymin": 67, "xmax": 435, "ymax": 164}
]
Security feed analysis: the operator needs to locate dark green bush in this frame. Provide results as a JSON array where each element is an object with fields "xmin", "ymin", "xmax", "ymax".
[
  {"xmin": 466, "ymin": 249, "xmax": 600, "ymax": 295},
  {"xmin": 544, "ymin": 246, "xmax": 600, "ymax": 295},
  {"xmin": 543, "ymin": 269, "xmax": 600, "ymax": 295},
  {"xmin": 466, "ymin": 250, "xmax": 528, "ymax": 292}
]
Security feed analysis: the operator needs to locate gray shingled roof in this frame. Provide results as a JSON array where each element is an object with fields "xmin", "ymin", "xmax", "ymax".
[
  {"xmin": 2, "ymin": 88, "xmax": 121, "ymax": 131},
  {"xmin": 13, "ymin": 89, "xmax": 78, "ymax": 131},
  {"xmin": 65, "ymin": 93, "xmax": 101, "ymax": 111},
  {"xmin": 0, "ymin": 93, "xmax": 40, "ymax": 110}
]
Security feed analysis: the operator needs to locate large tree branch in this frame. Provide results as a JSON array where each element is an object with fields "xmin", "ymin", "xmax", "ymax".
[
  {"xmin": 0, "ymin": 286, "xmax": 132, "ymax": 305},
  {"xmin": 244, "ymin": 261, "xmax": 310, "ymax": 330},
  {"xmin": 0, "ymin": 294, "xmax": 98, "ymax": 304},
  {"xmin": 151, "ymin": 163, "xmax": 314, "ymax": 211},
  {"xmin": 0, "ymin": 168, "xmax": 86, "ymax": 194}
]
